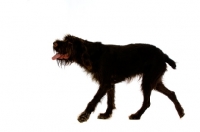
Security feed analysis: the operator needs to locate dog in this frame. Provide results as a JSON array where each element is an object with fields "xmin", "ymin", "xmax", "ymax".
[{"xmin": 52, "ymin": 34, "xmax": 184, "ymax": 123}]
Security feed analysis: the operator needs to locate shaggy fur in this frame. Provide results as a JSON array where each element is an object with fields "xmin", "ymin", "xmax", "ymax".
[{"xmin": 52, "ymin": 34, "xmax": 184, "ymax": 123}]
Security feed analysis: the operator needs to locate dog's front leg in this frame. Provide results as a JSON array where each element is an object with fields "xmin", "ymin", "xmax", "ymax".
[
  {"xmin": 77, "ymin": 84, "xmax": 109, "ymax": 123},
  {"xmin": 98, "ymin": 85, "xmax": 116, "ymax": 119}
]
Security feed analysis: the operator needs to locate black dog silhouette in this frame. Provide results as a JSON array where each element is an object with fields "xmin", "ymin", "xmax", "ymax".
[{"xmin": 52, "ymin": 34, "xmax": 184, "ymax": 123}]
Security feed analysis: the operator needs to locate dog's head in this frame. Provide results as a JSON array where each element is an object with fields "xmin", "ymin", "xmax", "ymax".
[
  {"xmin": 52, "ymin": 35, "xmax": 92, "ymax": 70},
  {"xmin": 52, "ymin": 38, "xmax": 74, "ymax": 66}
]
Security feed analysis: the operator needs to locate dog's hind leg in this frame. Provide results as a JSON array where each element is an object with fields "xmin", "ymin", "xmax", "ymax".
[
  {"xmin": 155, "ymin": 81, "xmax": 185, "ymax": 118},
  {"xmin": 129, "ymin": 64, "xmax": 165, "ymax": 120},
  {"xmin": 98, "ymin": 84, "xmax": 116, "ymax": 119},
  {"xmin": 77, "ymin": 84, "xmax": 110, "ymax": 123}
]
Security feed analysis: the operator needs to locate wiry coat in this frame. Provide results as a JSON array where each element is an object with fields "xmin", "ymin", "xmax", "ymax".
[{"xmin": 52, "ymin": 34, "xmax": 184, "ymax": 123}]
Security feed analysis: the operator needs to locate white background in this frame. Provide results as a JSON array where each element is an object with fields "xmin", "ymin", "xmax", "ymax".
[{"xmin": 0, "ymin": 0, "xmax": 200, "ymax": 131}]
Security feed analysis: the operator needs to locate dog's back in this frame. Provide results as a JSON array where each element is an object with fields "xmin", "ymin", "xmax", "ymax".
[{"xmin": 93, "ymin": 43, "xmax": 166, "ymax": 76}]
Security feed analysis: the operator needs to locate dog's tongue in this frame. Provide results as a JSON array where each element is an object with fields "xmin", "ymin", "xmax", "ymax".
[
  {"xmin": 52, "ymin": 53, "xmax": 61, "ymax": 60},
  {"xmin": 52, "ymin": 53, "xmax": 69, "ymax": 60}
]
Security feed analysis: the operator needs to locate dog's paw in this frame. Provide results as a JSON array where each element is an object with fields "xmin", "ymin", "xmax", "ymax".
[
  {"xmin": 98, "ymin": 113, "xmax": 111, "ymax": 119},
  {"xmin": 77, "ymin": 111, "xmax": 90, "ymax": 123},
  {"xmin": 129, "ymin": 113, "xmax": 141, "ymax": 120}
]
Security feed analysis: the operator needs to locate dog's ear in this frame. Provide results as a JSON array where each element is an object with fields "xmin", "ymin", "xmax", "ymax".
[
  {"xmin": 81, "ymin": 44, "xmax": 92, "ymax": 71},
  {"xmin": 67, "ymin": 42, "xmax": 73, "ymax": 55}
]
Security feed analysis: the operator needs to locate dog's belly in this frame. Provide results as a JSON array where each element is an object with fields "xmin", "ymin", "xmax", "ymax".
[
  {"xmin": 111, "ymin": 74, "xmax": 130, "ymax": 83},
  {"xmin": 111, "ymin": 76, "xmax": 124, "ymax": 83},
  {"xmin": 110, "ymin": 68, "xmax": 140, "ymax": 84}
]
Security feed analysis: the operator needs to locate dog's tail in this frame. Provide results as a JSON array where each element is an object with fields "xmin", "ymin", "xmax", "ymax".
[{"xmin": 164, "ymin": 54, "xmax": 176, "ymax": 69}]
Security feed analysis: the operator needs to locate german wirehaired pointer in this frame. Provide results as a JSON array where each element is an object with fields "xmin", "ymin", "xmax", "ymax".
[{"xmin": 52, "ymin": 34, "xmax": 184, "ymax": 123}]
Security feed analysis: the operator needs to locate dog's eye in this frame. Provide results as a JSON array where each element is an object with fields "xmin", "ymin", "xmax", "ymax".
[{"xmin": 53, "ymin": 42, "xmax": 58, "ymax": 48}]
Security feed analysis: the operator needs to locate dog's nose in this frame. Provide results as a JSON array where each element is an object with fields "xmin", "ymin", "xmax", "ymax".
[{"xmin": 53, "ymin": 42, "xmax": 58, "ymax": 47}]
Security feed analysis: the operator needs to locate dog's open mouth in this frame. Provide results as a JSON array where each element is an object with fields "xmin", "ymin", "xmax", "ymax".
[{"xmin": 52, "ymin": 53, "xmax": 69, "ymax": 60}]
